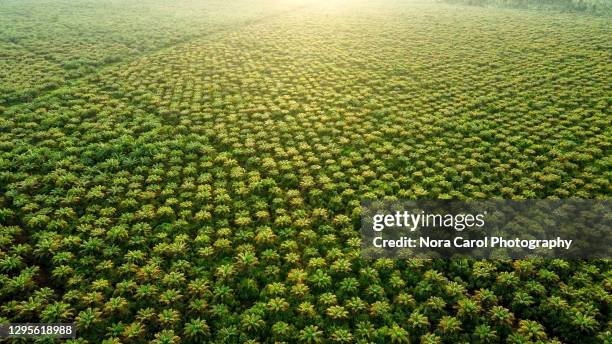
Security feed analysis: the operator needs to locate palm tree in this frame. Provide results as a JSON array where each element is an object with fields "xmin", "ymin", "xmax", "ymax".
[
  {"xmin": 297, "ymin": 302, "xmax": 315, "ymax": 318},
  {"xmin": 299, "ymin": 325, "xmax": 324, "ymax": 343},
  {"xmin": 472, "ymin": 324, "xmax": 497, "ymax": 343},
  {"xmin": 407, "ymin": 310, "xmax": 429, "ymax": 333},
  {"xmin": 571, "ymin": 312, "xmax": 597, "ymax": 334},
  {"xmin": 387, "ymin": 323, "xmax": 410, "ymax": 343},
  {"xmin": 517, "ymin": 320, "xmax": 547, "ymax": 341},
  {"xmin": 272, "ymin": 321, "xmax": 293, "ymax": 341},
  {"xmin": 490, "ymin": 306, "xmax": 514, "ymax": 328},
  {"xmin": 0, "ymin": 255, "xmax": 23, "ymax": 272},
  {"xmin": 136, "ymin": 307, "xmax": 156, "ymax": 323},
  {"xmin": 122, "ymin": 322, "xmax": 145, "ymax": 341},
  {"xmin": 159, "ymin": 289, "xmax": 183, "ymax": 305},
  {"xmin": 420, "ymin": 332, "xmax": 442, "ymax": 344},
  {"xmin": 456, "ymin": 298, "xmax": 481, "ymax": 321},
  {"xmin": 135, "ymin": 283, "xmax": 158, "ymax": 301},
  {"xmin": 326, "ymin": 305, "xmax": 349, "ymax": 320},
  {"xmin": 424, "ymin": 296, "xmax": 446, "ymax": 319},
  {"xmin": 41, "ymin": 302, "xmax": 73, "ymax": 322},
  {"xmin": 290, "ymin": 283, "xmax": 310, "ymax": 299},
  {"xmin": 151, "ymin": 329, "xmax": 180, "ymax": 344},
  {"xmin": 241, "ymin": 313, "xmax": 265, "ymax": 333},
  {"xmin": 187, "ymin": 298, "xmax": 208, "ymax": 315},
  {"xmin": 235, "ymin": 251, "xmax": 259, "ymax": 270},
  {"xmin": 473, "ymin": 289, "xmax": 498, "ymax": 309},
  {"xmin": 267, "ymin": 297, "xmax": 289, "ymax": 313},
  {"xmin": 183, "ymin": 318, "xmax": 210, "ymax": 341},
  {"xmin": 330, "ymin": 328, "xmax": 353, "ymax": 343},
  {"xmin": 339, "ymin": 277, "xmax": 359, "ymax": 295},
  {"xmin": 309, "ymin": 269, "xmax": 332, "ymax": 289},
  {"xmin": 437, "ymin": 315, "xmax": 461, "ymax": 338},
  {"xmin": 75, "ymin": 307, "xmax": 101, "ymax": 331},
  {"xmin": 158, "ymin": 309, "xmax": 181, "ymax": 328},
  {"xmin": 103, "ymin": 297, "xmax": 128, "ymax": 316}
]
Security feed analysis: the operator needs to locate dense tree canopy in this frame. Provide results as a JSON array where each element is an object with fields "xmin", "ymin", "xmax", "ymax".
[
  {"xmin": 439, "ymin": 0, "xmax": 611, "ymax": 14},
  {"xmin": 0, "ymin": 0, "xmax": 610, "ymax": 343}
]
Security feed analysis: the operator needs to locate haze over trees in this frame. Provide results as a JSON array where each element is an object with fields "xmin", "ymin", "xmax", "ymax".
[
  {"xmin": 439, "ymin": 0, "xmax": 611, "ymax": 13},
  {"xmin": 0, "ymin": 0, "xmax": 610, "ymax": 343}
]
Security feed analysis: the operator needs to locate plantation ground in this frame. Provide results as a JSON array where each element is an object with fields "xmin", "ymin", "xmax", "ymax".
[{"xmin": 0, "ymin": 0, "xmax": 610, "ymax": 343}]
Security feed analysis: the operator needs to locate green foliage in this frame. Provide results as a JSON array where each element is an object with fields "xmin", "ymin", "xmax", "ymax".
[
  {"xmin": 438, "ymin": 0, "xmax": 612, "ymax": 14},
  {"xmin": 0, "ymin": 0, "xmax": 302, "ymax": 105},
  {"xmin": 0, "ymin": 0, "xmax": 610, "ymax": 343}
]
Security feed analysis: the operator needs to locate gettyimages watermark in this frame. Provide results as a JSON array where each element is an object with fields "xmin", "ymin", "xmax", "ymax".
[{"xmin": 361, "ymin": 199, "xmax": 610, "ymax": 259}]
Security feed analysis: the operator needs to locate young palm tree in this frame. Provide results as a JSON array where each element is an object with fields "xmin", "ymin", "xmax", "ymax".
[
  {"xmin": 387, "ymin": 323, "xmax": 410, "ymax": 343},
  {"xmin": 437, "ymin": 315, "xmax": 461, "ymax": 338},
  {"xmin": 299, "ymin": 325, "xmax": 324, "ymax": 344},
  {"xmin": 326, "ymin": 305, "xmax": 349, "ymax": 320},
  {"xmin": 271, "ymin": 321, "xmax": 293, "ymax": 341},
  {"xmin": 472, "ymin": 324, "xmax": 497, "ymax": 343},
  {"xmin": 407, "ymin": 310, "xmax": 430, "ymax": 334},
  {"xmin": 330, "ymin": 328, "xmax": 353, "ymax": 343},
  {"xmin": 41, "ymin": 301, "xmax": 73, "ymax": 322},
  {"xmin": 420, "ymin": 332, "xmax": 442, "ymax": 344},
  {"xmin": 151, "ymin": 329, "xmax": 180, "ymax": 344},
  {"xmin": 241, "ymin": 313, "xmax": 265, "ymax": 333},
  {"xmin": 122, "ymin": 322, "xmax": 145, "ymax": 341},
  {"xmin": 75, "ymin": 307, "xmax": 102, "ymax": 331}
]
